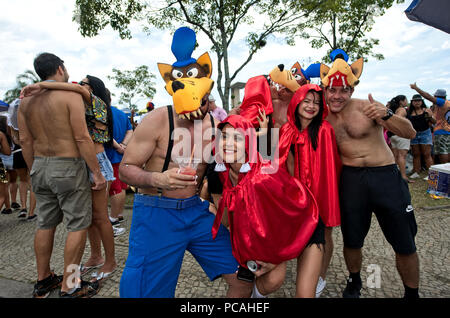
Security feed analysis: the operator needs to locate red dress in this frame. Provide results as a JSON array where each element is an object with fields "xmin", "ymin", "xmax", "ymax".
[
  {"xmin": 212, "ymin": 115, "xmax": 318, "ymax": 268},
  {"xmin": 278, "ymin": 84, "xmax": 342, "ymax": 227}
]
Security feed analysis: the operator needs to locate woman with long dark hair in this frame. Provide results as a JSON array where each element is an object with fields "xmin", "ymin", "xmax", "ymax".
[
  {"xmin": 388, "ymin": 95, "xmax": 412, "ymax": 182},
  {"xmin": 407, "ymin": 94, "xmax": 435, "ymax": 179},
  {"xmin": 279, "ymin": 84, "xmax": 341, "ymax": 297},
  {"xmin": 21, "ymin": 75, "xmax": 121, "ymax": 281}
]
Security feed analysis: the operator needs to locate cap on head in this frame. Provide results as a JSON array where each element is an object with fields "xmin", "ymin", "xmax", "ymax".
[
  {"xmin": 208, "ymin": 95, "xmax": 215, "ymax": 102},
  {"xmin": 411, "ymin": 94, "xmax": 423, "ymax": 101},
  {"xmin": 434, "ymin": 89, "xmax": 447, "ymax": 98}
]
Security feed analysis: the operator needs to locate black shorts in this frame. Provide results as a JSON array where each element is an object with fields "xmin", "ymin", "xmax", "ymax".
[
  {"xmin": 307, "ymin": 216, "xmax": 325, "ymax": 246},
  {"xmin": 339, "ymin": 164, "xmax": 417, "ymax": 255},
  {"xmin": 13, "ymin": 150, "xmax": 27, "ymax": 170}
]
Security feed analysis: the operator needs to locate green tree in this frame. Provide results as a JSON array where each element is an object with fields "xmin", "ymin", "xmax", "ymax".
[
  {"xmin": 107, "ymin": 65, "xmax": 156, "ymax": 112},
  {"xmin": 74, "ymin": 0, "xmax": 323, "ymax": 111},
  {"xmin": 299, "ymin": 0, "xmax": 404, "ymax": 63},
  {"xmin": 3, "ymin": 70, "xmax": 40, "ymax": 104},
  {"xmin": 73, "ymin": 0, "xmax": 401, "ymax": 110}
]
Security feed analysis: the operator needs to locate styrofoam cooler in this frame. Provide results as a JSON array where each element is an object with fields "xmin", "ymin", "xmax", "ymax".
[{"xmin": 427, "ymin": 163, "xmax": 450, "ymax": 198}]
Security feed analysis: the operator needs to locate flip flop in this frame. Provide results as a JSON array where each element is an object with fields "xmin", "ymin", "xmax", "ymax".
[
  {"xmin": 80, "ymin": 262, "xmax": 104, "ymax": 276},
  {"xmin": 91, "ymin": 268, "xmax": 117, "ymax": 282}
]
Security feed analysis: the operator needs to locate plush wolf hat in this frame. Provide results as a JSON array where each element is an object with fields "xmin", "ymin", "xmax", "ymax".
[
  {"xmin": 320, "ymin": 49, "xmax": 364, "ymax": 88},
  {"xmin": 157, "ymin": 27, "xmax": 214, "ymax": 119}
]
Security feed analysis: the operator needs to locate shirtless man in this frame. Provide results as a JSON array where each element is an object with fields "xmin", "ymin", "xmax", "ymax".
[
  {"xmin": 118, "ymin": 26, "xmax": 252, "ymax": 297},
  {"xmin": 323, "ymin": 56, "xmax": 419, "ymax": 298},
  {"xmin": 18, "ymin": 52, "xmax": 106, "ymax": 298},
  {"xmin": 119, "ymin": 100, "xmax": 253, "ymax": 297}
]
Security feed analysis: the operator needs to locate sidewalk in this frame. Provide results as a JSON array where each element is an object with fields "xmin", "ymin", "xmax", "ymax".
[{"xmin": 0, "ymin": 203, "xmax": 449, "ymax": 298}]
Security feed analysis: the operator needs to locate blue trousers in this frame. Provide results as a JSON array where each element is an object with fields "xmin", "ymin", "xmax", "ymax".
[{"xmin": 120, "ymin": 194, "xmax": 238, "ymax": 298}]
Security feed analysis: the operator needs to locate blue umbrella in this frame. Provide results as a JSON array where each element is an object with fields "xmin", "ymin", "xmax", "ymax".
[
  {"xmin": 0, "ymin": 100, "xmax": 9, "ymax": 112},
  {"xmin": 405, "ymin": 0, "xmax": 450, "ymax": 34}
]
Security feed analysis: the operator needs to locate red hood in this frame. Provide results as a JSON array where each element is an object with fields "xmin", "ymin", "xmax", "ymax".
[
  {"xmin": 217, "ymin": 114, "xmax": 259, "ymax": 165},
  {"xmin": 238, "ymin": 75, "xmax": 274, "ymax": 127},
  {"xmin": 286, "ymin": 84, "xmax": 328, "ymax": 127}
]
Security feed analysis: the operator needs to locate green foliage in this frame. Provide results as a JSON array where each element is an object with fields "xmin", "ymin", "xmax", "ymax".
[
  {"xmin": 298, "ymin": 0, "xmax": 404, "ymax": 62},
  {"xmin": 73, "ymin": 0, "xmax": 145, "ymax": 39},
  {"xmin": 107, "ymin": 65, "xmax": 156, "ymax": 111},
  {"xmin": 3, "ymin": 70, "xmax": 40, "ymax": 104},
  {"xmin": 73, "ymin": 0, "xmax": 400, "ymax": 109}
]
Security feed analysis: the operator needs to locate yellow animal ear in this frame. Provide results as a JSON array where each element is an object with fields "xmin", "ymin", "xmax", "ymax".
[
  {"xmin": 351, "ymin": 58, "xmax": 364, "ymax": 79},
  {"xmin": 320, "ymin": 64, "xmax": 330, "ymax": 79},
  {"xmin": 196, "ymin": 52, "xmax": 212, "ymax": 78},
  {"xmin": 157, "ymin": 63, "xmax": 173, "ymax": 84}
]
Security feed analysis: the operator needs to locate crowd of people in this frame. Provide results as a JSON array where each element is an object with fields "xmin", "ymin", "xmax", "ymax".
[
  {"xmin": 0, "ymin": 111, "xmax": 36, "ymax": 221},
  {"xmin": 3, "ymin": 27, "xmax": 449, "ymax": 300},
  {"xmin": 385, "ymin": 86, "xmax": 449, "ymax": 184}
]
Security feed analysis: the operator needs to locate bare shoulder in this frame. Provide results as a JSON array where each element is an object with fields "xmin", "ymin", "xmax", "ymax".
[
  {"xmin": 396, "ymin": 107, "xmax": 407, "ymax": 116},
  {"xmin": 134, "ymin": 106, "xmax": 169, "ymax": 140},
  {"xmin": 139, "ymin": 106, "xmax": 169, "ymax": 128},
  {"xmin": 18, "ymin": 97, "xmax": 29, "ymax": 111},
  {"xmin": 57, "ymin": 90, "xmax": 84, "ymax": 103},
  {"xmin": 351, "ymin": 98, "xmax": 368, "ymax": 110}
]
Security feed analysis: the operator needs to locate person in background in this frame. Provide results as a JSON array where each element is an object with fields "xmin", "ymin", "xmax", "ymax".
[
  {"xmin": 105, "ymin": 88, "xmax": 133, "ymax": 228},
  {"xmin": 388, "ymin": 95, "xmax": 413, "ymax": 183},
  {"xmin": 0, "ymin": 117, "xmax": 15, "ymax": 215},
  {"xmin": 5, "ymin": 100, "xmax": 37, "ymax": 219},
  {"xmin": 410, "ymin": 83, "xmax": 450, "ymax": 164},
  {"xmin": 407, "ymin": 94, "xmax": 435, "ymax": 180},
  {"xmin": 146, "ymin": 101, "xmax": 155, "ymax": 113},
  {"xmin": 0, "ymin": 116, "xmax": 12, "ymax": 214},
  {"xmin": 208, "ymin": 95, "xmax": 228, "ymax": 122}
]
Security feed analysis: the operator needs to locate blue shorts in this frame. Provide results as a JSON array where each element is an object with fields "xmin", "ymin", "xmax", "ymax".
[
  {"xmin": 89, "ymin": 151, "xmax": 115, "ymax": 182},
  {"xmin": 120, "ymin": 194, "xmax": 239, "ymax": 298},
  {"xmin": 410, "ymin": 128, "xmax": 432, "ymax": 145}
]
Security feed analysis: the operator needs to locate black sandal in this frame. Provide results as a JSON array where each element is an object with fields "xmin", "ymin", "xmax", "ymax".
[{"xmin": 32, "ymin": 272, "xmax": 63, "ymax": 298}]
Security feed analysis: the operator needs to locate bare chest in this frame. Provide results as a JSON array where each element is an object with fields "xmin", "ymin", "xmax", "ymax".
[
  {"xmin": 154, "ymin": 118, "xmax": 216, "ymax": 165},
  {"xmin": 332, "ymin": 111, "xmax": 374, "ymax": 142}
]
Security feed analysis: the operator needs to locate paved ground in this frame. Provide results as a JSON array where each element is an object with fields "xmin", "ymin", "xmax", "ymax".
[{"xmin": 0, "ymin": 198, "xmax": 449, "ymax": 298}]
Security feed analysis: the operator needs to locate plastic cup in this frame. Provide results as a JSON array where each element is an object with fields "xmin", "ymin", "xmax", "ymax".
[{"xmin": 173, "ymin": 157, "xmax": 201, "ymax": 176}]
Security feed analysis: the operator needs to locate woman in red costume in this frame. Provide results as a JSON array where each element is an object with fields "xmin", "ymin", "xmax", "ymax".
[
  {"xmin": 277, "ymin": 83, "xmax": 341, "ymax": 297},
  {"xmin": 211, "ymin": 114, "xmax": 320, "ymax": 298}
]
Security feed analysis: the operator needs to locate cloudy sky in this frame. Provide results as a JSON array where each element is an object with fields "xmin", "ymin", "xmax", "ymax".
[{"xmin": 1, "ymin": 1, "xmax": 449, "ymax": 110}]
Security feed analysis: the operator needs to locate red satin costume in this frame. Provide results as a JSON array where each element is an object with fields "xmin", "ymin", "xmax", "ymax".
[
  {"xmin": 237, "ymin": 75, "xmax": 274, "ymax": 127},
  {"xmin": 211, "ymin": 115, "xmax": 319, "ymax": 268},
  {"xmin": 278, "ymin": 84, "xmax": 342, "ymax": 227}
]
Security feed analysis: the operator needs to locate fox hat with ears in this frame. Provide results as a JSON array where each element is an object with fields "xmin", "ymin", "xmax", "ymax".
[
  {"xmin": 320, "ymin": 49, "xmax": 364, "ymax": 88},
  {"xmin": 157, "ymin": 27, "xmax": 214, "ymax": 120}
]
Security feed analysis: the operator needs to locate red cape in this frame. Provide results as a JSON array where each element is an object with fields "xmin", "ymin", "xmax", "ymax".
[
  {"xmin": 278, "ymin": 84, "xmax": 341, "ymax": 227},
  {"xmin": 236, "ymin": 76, "xmax": 274, "ymax": 128},
  {"xmin": 212, "ymin": 115, "xmax": 318, "ymax": 267}
]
